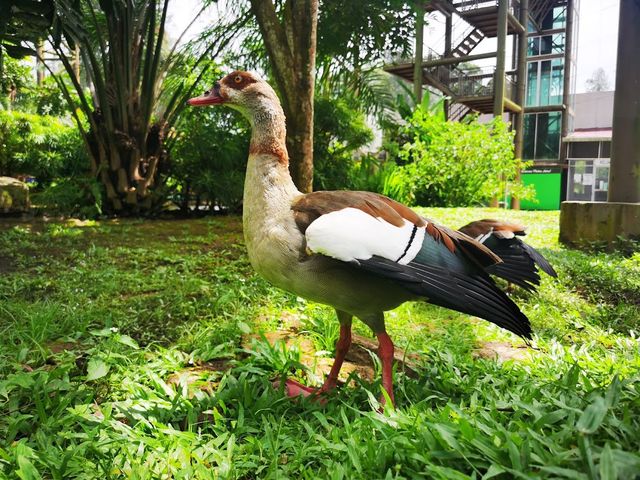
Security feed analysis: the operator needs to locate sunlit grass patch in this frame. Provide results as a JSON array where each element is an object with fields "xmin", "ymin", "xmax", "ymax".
[{"xmin": 1, "ymin": 210, "xmax": 639, "ymax": 478}]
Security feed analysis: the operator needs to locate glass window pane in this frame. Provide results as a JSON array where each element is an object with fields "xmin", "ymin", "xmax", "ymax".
[
  {"xmin": 595, "ymin": 164, "xmax": 609, "ymax": 201},
  {"xmin": 570, "ymin": 142, "xmax": 599, "ymax": 158},
  {"xmin": 540, "ymin": 35, "xmax": 552, "ymax": 55},
  {"xmin": 552, "ymin": 33, "xmax": 565, "ymax": 54},
  {"xmin": 535, "ymin": 112, "xmax": 561, "ymax": 159},
  {"xmin": 550, "ymin": 59, "xmax": 564, "ymax": 104},
  {"xmin": 526, "ymin": 62, "xmax": 538, "ymax": 106},
  {"xmin": 542, "ymin": 6, "xmax": 566, "ymax": 29},
  {"xmin": 568, "ymin": 160, "xmax": 593, "ymax": 201},
  {"xmin": 528, "ymin": 37, "xmax": 540, "ymax": 56},
  {"xmin": 539, "ymin": 61, "xmax": 551, "ymax": 106},
  {"xmin": 524, "ymin": 114, "xmax": 536, "ymax": 159},
  {"xmin": 553, "ymin": 7, "xmax": 567, "ymax": 29},
  {"xmin": 601, "ymin": 141, "xmax": 611, "ymax": 158}
]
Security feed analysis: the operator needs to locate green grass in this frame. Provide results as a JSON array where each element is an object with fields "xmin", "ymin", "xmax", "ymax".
[{"xmin": 0, "ymin": 209, "xmax": 639, "ymax": 479}]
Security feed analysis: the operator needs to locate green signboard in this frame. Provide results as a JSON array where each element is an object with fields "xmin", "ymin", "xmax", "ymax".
[{"xmin": 520, "ymin": 167, "xmax": 562, "ymax": 210}]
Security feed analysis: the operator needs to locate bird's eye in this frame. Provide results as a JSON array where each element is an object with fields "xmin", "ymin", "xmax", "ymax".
[{"xmin": 234, "ymin": 75, "xmax": 242, "ymax": 84}]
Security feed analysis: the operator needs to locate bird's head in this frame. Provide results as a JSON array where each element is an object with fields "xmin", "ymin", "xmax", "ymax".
[{"xmin": 187, "ymin": 70, "xmax": 281, "ymax": 122}]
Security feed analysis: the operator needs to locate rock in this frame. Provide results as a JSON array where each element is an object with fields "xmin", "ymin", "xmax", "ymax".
[
  {"xmin": 0, "ymin": 176, "xmax": 30, "ymax": 213},
  {"xmin": 473, "ymin": 341, "xmax": 530, "ymax": 362}
]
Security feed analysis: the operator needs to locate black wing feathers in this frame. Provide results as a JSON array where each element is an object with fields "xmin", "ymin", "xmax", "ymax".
[
  {"xmin": 356, "ymin": 256, "xmax": 532, "ymax": 340},
  {"xmin": 483, "ymin": 236, "xmax": 557, "ymax": 290}
]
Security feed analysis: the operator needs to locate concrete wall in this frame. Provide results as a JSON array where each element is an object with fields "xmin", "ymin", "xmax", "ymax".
[
  {"xmin": 572, "ymin": 91, "xmax": 615, "ymax": 130},
  {"xmin": 559, "ymin": 201, "xmax": 640, "ymax": 245}
]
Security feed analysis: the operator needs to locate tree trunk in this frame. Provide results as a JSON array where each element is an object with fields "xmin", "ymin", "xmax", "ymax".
[
  {"xmin": 36, "ymin": 40, "xmax": 45, "ymax": 86},
  {"xmin": 87, "ymin": 117, "xmax": 166, "ymax": 214},
  {"xmin": 249, "ymin": 0, "xmax": 318, "ymax": 193}
]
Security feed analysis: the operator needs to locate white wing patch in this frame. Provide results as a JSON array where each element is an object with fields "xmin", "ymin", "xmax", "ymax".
[
  {"xmin": 475, "ymin": 230, "xmax": 494, "ymax": 243},
  {"xmin": 493, "ymin": 230, "xmax": 516, "ymax": 239},
  {"xmin": 305, "ymin": 207, "xmax": 425, "ymax": 265}
]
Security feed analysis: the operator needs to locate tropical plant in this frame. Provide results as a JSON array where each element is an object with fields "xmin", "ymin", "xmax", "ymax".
[
  {"xmin": 42, "ymin": 0, "xmax": 222, "ymax": 213},
  {"xmin": 0, "ymin": 56, "xmax": 33, "ymax": 109},
  {"xmin": 15, "ymin": 75, "xmax": 73, "ymax": 116},
  {"xmin": 0, "ymin": 0, "xmax": 55, "ymax": 76},
  {"xmin": 170, "ymin": 102, "xmax": 250, "ymax": 213},
  {"xmin": 312, "ymin": 96, "xmax": 373, "ymax": 191},
  {"xmin": 383, "ymin": 101, "xmax": 532, "ymax": 207},
  {"xmin": 315, "ymin": 0, "xmax": 415, "ymax": 117},
  {"xmin": 0, "ymin": 110, "xmax": 87, "ymax": 184}
]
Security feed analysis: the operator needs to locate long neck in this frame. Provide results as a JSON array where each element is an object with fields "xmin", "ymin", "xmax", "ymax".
[
  {"xmin": 248, "ymin": 106, "xmax": 289, "ymax": 165},
  {"xmin": 243, "ymin": 101, "xmax": 300, "ymax": 222}
]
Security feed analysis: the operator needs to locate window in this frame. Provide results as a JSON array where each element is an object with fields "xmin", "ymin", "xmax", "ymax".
[
  {"xmin": 567, "ymin": 158, "xmax": 610, "ymax": 202},
  {"xmin": 552, "ymin": 34, "xmax": 565, "ymax": 54},
  {"xmin": 601, "ymin": 141, "xmax": 611, "ymax": 158},
  {"xmin": 570, "ymin": 142, "xmax": 599, "ymax": 158},
  {"xmin": 523, "ymin": 112, "xmax": 562, "ymax": 161},
  {"xmin": 526, "ymin": 62, "xmax": 538, "ymax": 106},
  {"xmin": 524, "ymin": 115, "xmax": 536, "ymax": 159},
  {"xmin": 568, "ymin": 160, "xmax": 593, "ymax": 201},
  {"xmin": 550, "ymin": 59, "xmax": 563, "ymax": 104},
  {"xmin": 526, "ymin": 59, "xmax": 564, "ymax": 106},
  {"xmin": 527, "ymin": 37, "xmax": 540, "ymax": 56},
  {"xmin": 527, "ymin": 34, "xmax": 565, "ymax": 57},
  {"xmin": 541, "ymin": 6, "xmax": 566, "ymax": 30}
]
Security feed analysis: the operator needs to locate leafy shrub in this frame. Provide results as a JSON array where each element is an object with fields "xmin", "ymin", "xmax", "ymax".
[
  {"xmin": 0, "ymin": 56, "xmax": 32, "ymax": 110},
  {"xmin": 0, "ymin": 110, "xmax": 88, "ymax": 185},
  {"xmin": 383, "ymin": 104, "xmax": 532, "ymax": 207},
  {"xmin": 32, "ymin": 177, "xmax": 104, "ymax": 218},
  {"xmin": 170, "ymin": 107, "xmax": 250, "ymax": 212},
  {"xmin": 15, "ymin": 76, "xmax": 74, "ymax": 116},
  {"xmin": 313, "ymin": 96, "xmax": 373, "ymax": 191}
]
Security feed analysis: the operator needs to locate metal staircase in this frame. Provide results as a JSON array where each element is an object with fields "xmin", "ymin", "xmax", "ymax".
[
  {"xmin": 529, "ymin": 0, "xmax": 558, "ymax": 25},
  {"xmin": 448, "ymin": 102, "xmax": 472, "ymax": 122},
  {"xmin": 451, "ymin": 27, "xmax": 486, "ymax": 57}
]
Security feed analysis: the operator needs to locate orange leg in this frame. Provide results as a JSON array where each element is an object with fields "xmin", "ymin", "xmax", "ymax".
[
  {"xmin": 376, "ymin": 331, "xmax": 395, "ymax": 407},
  {"xmin": 277, "ymin": 314, "xmax": 352, "ymax": 399}
]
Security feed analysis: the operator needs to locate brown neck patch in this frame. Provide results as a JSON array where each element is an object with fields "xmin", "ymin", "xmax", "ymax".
[{"xmin": 249, "ymin": 140, "xmax": 289, "ymax": 165}]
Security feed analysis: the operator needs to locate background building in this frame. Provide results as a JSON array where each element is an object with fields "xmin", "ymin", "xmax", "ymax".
[{"xmin": 385, "ymin": 0, "xmax": 594, "ymax": 210}]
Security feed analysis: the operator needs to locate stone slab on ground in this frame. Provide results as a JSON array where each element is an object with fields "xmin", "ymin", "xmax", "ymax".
[{"xmin": 0, "ymin": 176, "xmax": 30, "ymax": 213}]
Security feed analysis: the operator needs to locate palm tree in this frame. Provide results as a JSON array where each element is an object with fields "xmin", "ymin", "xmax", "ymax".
[{"xmin": 44, "ymin": 0, "xmax": 222, "ymax": 212}]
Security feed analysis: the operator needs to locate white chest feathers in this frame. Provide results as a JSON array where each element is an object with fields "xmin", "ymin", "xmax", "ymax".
[{"xmin": 305, "ymin": 207, "xmax": 426, "ymax": 265}]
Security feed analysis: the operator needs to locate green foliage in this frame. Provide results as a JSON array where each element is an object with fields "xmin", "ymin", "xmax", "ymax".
[
  {"xmin": 33, "ymin": 177, "xmax": 103, "ymax": 218},
  {"xmin": 43, "ymin": 0, "xmax": 218, "ymax": 213},
  {"xmin": 15, "ymin": 75, "xmax": 74, "ymax": 116},
  {"xmin": 0, "ymin": 210, "xmax": 639, "ymax": 478},
  {"xmin": 170, "ymin": 105, "xmax": 250, "ymax": 212},
  {"xmin": 0, "ymin": 1, "xmax": 54, "ymax": 62},
  {"xmin": 0, "ymin": 56, "xmax": 33, "ymax": 108},
  {"xmin": 384, "ymin": 103, "xmax": 532, "ymax": 207},
  {"xmin": 312, "ymin": 96, "xmax": 373, "ymax": 191},
  {"xmin": 315, "ymin": 0, "xmax": 415, "ymax": 109},
  {"xmin": 0, "ymin": 110, "xmax": 88, "ymax": 184}
]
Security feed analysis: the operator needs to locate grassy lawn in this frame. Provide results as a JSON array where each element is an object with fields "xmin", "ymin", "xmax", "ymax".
[{"xmin": 1, "ymin": 208, "xmax": 639, "ymax": 479}]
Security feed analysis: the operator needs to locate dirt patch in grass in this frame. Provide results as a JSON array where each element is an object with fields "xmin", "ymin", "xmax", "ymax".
[
  {"xmin": 473, "ymin": 341, "xmax": 531, "ymax": 362},
  {"xmin": 0, "ymin": 254, "xmax": 14, "ymax": 274},
  {"xmin": 167, "ymin": 359, "xmax": 232, "ymax": 396}
]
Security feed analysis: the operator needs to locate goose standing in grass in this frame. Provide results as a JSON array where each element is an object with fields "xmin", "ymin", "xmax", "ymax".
[
  {"xmin": 459, "ymin": 219, "xmax": 557, "ymax": 292},
  {"xmin": 188, "ymin": 71, "xmax": 532, "ymax": 406}
]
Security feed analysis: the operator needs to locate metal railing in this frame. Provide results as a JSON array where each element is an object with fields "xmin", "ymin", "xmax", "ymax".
[{"xmin": 453, "ymin": 0, "xmax": 520, "ymax": 16}]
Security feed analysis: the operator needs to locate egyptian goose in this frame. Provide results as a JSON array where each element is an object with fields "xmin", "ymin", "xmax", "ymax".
[
  {"xmin": 459, "ymin": 219, "xmax": 557, "ymax": 292},
  {"xmin": 188, "ymin": 71, "xmax": 531, "ymax": 406}
]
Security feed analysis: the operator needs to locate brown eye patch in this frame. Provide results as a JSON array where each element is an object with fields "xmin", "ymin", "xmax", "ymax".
[{"xmin": 223, "ymin": 71, "xmax": 257, "ymax": 90}]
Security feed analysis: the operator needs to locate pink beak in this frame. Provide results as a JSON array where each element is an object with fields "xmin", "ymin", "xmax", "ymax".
[{"xmin": 187, "ymin": 87, "xmax": 224, "ymax": 106}]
